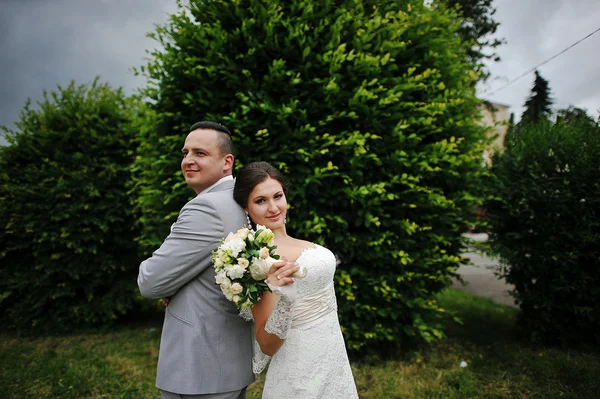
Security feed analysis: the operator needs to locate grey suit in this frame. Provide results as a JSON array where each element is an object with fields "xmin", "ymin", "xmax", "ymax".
[{"xmin": 138, "ymin": 180, "xmax": 254, "ymax": 396}]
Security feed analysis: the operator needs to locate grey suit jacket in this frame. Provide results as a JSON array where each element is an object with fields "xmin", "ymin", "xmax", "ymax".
[{"xmin": 138, "ymin": 180, "xmax": 253, "ymax": 395}]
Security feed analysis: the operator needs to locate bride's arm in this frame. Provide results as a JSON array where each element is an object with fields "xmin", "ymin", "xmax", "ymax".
[
  {"xmin": 252, "ymin": 258, "xmax": 300, "ymax": 356},
  {"xmin": 252, "ymin": 292, "xmax": 286, "ymax": 356}
]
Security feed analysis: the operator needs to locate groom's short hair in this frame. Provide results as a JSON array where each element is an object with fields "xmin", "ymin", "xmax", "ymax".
[{"xmin": 189, "ymin": 121, "xmax": 234, "ymax": 156}]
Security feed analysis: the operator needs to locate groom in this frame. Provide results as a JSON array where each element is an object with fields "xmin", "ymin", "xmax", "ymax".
[{"xmin": 138, "ymin": 121, "xmax": 253, "ymax": 398}]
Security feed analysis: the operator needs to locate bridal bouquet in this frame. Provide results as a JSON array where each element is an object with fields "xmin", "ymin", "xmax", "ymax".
[{"xmin": 212, "ymin": 225, "xmax": 306, "ymax": 310}]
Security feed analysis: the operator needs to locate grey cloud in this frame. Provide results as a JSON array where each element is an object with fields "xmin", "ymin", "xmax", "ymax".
[
  {"xmin": 1, "ymin": 0, "xmax": 177, "ymax": 143},
  {"xmin": 1, "ymin": 0, "xmax": 599, "ymax": 146},
  {"xmin": 482, "ymin": 0, "xmax": 600, "ymax": 119}
]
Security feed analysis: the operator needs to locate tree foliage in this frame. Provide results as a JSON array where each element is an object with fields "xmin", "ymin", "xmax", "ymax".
[
  {"xmin": 133, "ymin": 0, "xmax": 488, "ymax": 353},
  {"xmin": 437, "ymin": 0, "xmax": 504, "ymax": 81},
  {"xmin": 0, "ymin": 79, "xmax": 141, "ymax": 334},
  {"xmin": 503, "ymin": 111, "xmax": 515, "ymax": 147},
  {"xmin": 556, "ymin": 106, "xmax": 598, "ymax": 127},
  {"xmin": 486, "ymin": 120, "xmax": 600, "ymax": 346},
  {"xmin": 520, "ymin": 70, "xmax": 554, "ymax": 126}
]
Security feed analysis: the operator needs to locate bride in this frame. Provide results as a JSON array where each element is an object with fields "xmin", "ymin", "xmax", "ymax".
[{"xmin": 233, "ymin": 161, "xmax": 359, "ymax": 399}]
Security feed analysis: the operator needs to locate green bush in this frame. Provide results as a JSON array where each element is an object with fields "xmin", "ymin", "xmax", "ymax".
[
  {"xmin": 133, "ymin": 0, "xmax": 487, "ymax": 353},
  {"xmin": 486, "ymin": 120, "xmax": 600, "ymax": 345},
  {"xmin": 0, "ymin": 80, "xmax": 141, "ymax": 334}
]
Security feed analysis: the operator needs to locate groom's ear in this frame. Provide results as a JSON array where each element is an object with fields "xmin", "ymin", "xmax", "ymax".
[{"xmin": 222, "ymin": 154, "xmax": 234, "ymax": 172}]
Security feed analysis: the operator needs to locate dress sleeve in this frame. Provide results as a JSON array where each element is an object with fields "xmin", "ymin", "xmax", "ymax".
[{"xmin": 239, "ymin": 309, "xmax": 272, "ymax": 375}]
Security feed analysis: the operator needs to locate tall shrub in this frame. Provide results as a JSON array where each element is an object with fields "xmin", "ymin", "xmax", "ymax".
[
  {"xmin": 486, "ymin": 120, "xmax": 600, "ymax": 345},
  {"xmin": 133, "ymin": 0, "xmax": 487, "ymax": 353},
  {"xmin": 0, "ymin": 80, "xmax": 141, "ymax": 334}
]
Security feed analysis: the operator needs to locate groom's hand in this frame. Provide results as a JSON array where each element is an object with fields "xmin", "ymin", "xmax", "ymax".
[
  {"xmin": 266, "ymin": 256, "xmax": 299, "ymax": 287},
  {"xmin": 161, "ymin": 297, "xmax": 171, "ymax": 307}
]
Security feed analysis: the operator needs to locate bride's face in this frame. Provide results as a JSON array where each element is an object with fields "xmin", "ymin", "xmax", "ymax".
[{"xmin": 246, "ymin": 177, "xmax": 287, "ymax": 230}]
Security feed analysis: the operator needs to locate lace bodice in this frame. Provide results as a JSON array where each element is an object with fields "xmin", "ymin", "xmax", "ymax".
[
  {"xmin": 290, "ymin": 245, "xmax": 338, "ymax": 327},
  {"xmin": 294, "ymin": 245, "xmax": 336, "ymax": 295}
]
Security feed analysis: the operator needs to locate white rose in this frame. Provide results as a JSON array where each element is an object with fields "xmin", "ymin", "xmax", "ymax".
[
  {"xmin": 264, "ymin": 256, "xmax": 278, "ymax": 268},
  {"xmin": 214, "ymin": 270, "xmax": 228, "ymax": 284},
  {"xmin": 220, "ymin": 279, "xmax": 233, "ymax": 300},
  {"xmin": 220, "ymin": 241, "xmax": 231, "ymax": 252},
  {"xmin": 291, "ymin": 265, "xmax": 308, "ymax": 279},
  {"xmin": 220, "ymin": 277, "xmax": 232, "ymax": 289},
  {"xmin": 222, "ymin": 287, "xmax": 234, "ymax": 301},
  {"xmin": 249, "ymin": 257, "xmax": 269, "ymax": 280},
  {"xmin": 225, "ymin": 232, "xmax": 236, "ymax": 242},
  {"xmin": 214, "ymin": 257, "xmax": 224, "ymax": 268},
  {"xmin": 237, "ymin": 258, "xmax": 249, "ymax": 268},
  {"xmin": 247, "ymin": 232, "xmax": 255, "ymax": 242},
  {"xmin": 259, "ymin": 247, "xmax": 270, "ymax": 259},
  {"xmin": 229, "ymin": 237, "xmax": 246, "ymax": 258},
  {"xmin": 231, "ymin": 282, "xmax": 243, "ymax": 294},
  {"xmin": 226, "ymin": 264, "xmax": 246, "ymax": 280},
  {"xmin": 232, "ymin": 294, "xmax": 241, "ymax": 304},
  {"xmin": 235, "ymin": 228, "xmax": 250, "ymax": 240}
]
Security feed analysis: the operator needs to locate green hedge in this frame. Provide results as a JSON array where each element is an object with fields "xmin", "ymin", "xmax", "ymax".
[
  {"xmin": 0, "ymin": 80, "xmax": 141, "ymax": 334},
  {"xmin": 133, "ymin": 0, "xmax": 487, "ymax": 353},
  {"xmin": 486, "ymin": 120, "xmax": 600, "ymax": 345}
]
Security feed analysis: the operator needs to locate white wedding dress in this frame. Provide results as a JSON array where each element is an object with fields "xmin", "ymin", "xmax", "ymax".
[{"xmin": 260, "ymin": 244, "xmax": 358, "ymax": 399}]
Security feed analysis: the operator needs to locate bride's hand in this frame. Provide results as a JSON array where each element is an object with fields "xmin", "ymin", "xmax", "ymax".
[{"xmin": 266, "ymin": 256, "xmax": 299, "ymax": 287}]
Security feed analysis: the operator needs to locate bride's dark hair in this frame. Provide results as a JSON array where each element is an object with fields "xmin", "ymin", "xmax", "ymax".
[{"xmin": 233, "ymin": 161, "xmax": 289, "ymax": 208}]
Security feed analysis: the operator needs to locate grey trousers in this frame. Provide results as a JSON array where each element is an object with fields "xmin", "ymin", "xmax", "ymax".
[{"xmin": 161, "ymin": 387, "xmax": 246, "ymax": 399}]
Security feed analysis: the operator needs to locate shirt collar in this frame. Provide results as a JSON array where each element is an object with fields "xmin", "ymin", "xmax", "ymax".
[{"xmin": 198, "ymin": 175, "xmax": 234, "ymax": 196}]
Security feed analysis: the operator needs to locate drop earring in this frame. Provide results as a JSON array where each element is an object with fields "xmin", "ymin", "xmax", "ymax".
[{"xmin": 245, "ymin": 211, "xmax": 254, "ymax": 233}]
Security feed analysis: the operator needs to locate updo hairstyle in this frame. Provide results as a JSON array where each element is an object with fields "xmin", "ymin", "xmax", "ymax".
[{"xmin": 233, "ymin": 161, "xmax": 289, "ymax": 208}]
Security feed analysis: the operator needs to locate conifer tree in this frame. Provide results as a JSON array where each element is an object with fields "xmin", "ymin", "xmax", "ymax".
[
  {"xmin": 503, "ymin": 112, "xmax": 515, "ymax": 147},
  {"xmin": 520, "ymin": 70, "xmax": 554, "ymax": 125}
]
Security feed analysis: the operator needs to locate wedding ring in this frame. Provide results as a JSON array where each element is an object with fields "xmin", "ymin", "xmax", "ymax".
[{"xmin": 277, "ymin": 274, "xmax": 281, "ymax": 280}]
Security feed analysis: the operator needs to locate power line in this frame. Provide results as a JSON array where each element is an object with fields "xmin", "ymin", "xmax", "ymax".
[{"xmin": 483, "ymin": 26, "xmax": 600, "ymax": 99}]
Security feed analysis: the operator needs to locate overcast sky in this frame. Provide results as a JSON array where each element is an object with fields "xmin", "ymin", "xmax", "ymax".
[
  {"xmin": 1, "ymin": 0, "xmax": 599, "ymax": 145},
  {"xmin": 479, "ymin": 0, "xmax": 600, "ymax": 118}
]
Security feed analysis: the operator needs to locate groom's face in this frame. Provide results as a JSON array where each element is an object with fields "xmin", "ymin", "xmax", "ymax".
[{"xmin": 181, "ymin": 129, "xmax": 230, "ymax": 194}]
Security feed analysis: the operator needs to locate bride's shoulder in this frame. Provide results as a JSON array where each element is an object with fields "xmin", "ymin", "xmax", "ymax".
[
  {"xmin": 293, "ymin": 239, "xmax": 335, "ymax": 259},
  {"xmin": 294, "ymin": 238, "xmax": 318, "ymax": 251}
]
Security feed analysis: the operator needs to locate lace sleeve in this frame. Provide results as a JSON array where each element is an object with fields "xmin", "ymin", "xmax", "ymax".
[
  {"xmin": 238, "ymin": 308, "xmax": 271, "ymax": 375},
  {"xmin": 239, "ymin": 284, "xmax": 297, "ymax": 373},
  {"xmin": 252, "ymin": 337, "xmax": 271, "ymax": 375},
  {"xmin": 264, "ymin": 295, "xmax": 294, "ymax": 339}
]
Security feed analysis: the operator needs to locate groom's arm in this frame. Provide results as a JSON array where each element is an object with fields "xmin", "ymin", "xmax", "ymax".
[{"xmin": 137, "ymin": 198, "xmax": 224, "ymax": 299}]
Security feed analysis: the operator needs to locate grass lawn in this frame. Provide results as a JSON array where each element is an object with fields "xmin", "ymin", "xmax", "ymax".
[{"xmin": 2, "ymin": 289, "xmax": 598, "ymax": 398}]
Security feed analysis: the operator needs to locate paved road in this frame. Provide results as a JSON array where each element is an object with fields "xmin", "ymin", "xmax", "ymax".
[
  {"xmin": 453, "ymin": 252, "xmax": 516, "ymax": 307},
  {"xmin": 452, "ymin": 234, "xmax": 517, "ymax": 308}
]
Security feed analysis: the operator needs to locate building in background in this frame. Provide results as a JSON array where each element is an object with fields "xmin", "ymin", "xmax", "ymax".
[{"xmin": 479, "ymin": 101, "xmax": 510, "ymax": 164}]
